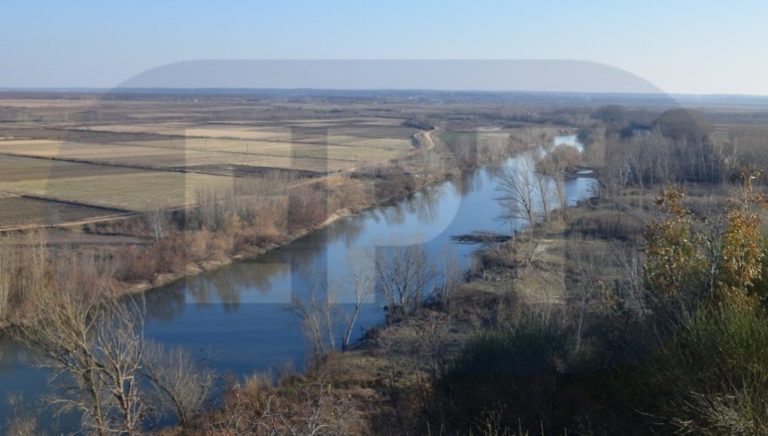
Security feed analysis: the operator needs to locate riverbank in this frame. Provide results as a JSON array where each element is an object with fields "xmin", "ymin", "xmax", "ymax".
[
  {"xmin": 0, "ymin": 127, "xmax": 585, "ymax": 433},
  {"xmin": 107, "ymin": 128, "xmax": 461, "ymax": 296},
  {"xmin": 195, "ymin": 176, "xmax": 610, "ymax": 434},
  {"xmin": 65, "ymin": 126, "xmax": 576, "ymax": 301},
  {"xmin": 118, "ymin": 127, "xmax": 577, "ymax": 302},
  {"xmin": 185, "ymin": 137, "xmax": 602, "ymax": 433},
  {"xmin": 1, "ymin": 125, "xmax": 558, "ymax": 330},
  {"xmin": 0, "ymin": 129, "xmax": 443, "ymax": 329}
]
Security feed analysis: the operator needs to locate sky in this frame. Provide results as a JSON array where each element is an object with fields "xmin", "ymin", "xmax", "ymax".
[{"xmin": 1, "ymin": 0, "xmax": 766, "ymax": 95}]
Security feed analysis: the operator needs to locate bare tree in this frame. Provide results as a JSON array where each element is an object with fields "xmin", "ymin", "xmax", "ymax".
[
  {"xmin": 15, "ymin": 231, "xmax": 47, "ymax": 312},
  {"xmin": 4, "ymin": 393, "xmax": 38, "ymax": 436},
  {"xmin": 141, "ymin": 341, "xmax": 213, "ymax": 427},
  {"xmin": 289, "ymin": 272, "xmax": 336, "ymax": 359},
  {"xmin": 433, "ymin": 246, "xmax": 462, "ymax": 309},
  {"xmin": 565, "ymin": 240, "xmax": 607, "ymax": 354},
  {"xmin": 534, "ymin": 170, "xmax": 553, "ymax": 223},
  {"xmin": 537, "ymin": 145, "xmax": 581, "ymax": 220},
  {"xmin": 18, "ymin": 255, "xmax": 145, "ymax": 435},
  {"xmin": 496, "ymin": 160, "xmax": 554, "ymax": 265},
  {"xmin": 339, "ymin": 250, "xmax": 375, "ymax": 349},
  {"xmin": 496, "ymin": 162, "xmax": 537, "ymax": 229},
  {"xmin": 374, "ymin": 243, "xmax": 437, "ymax": 320},
  {"xmin": 145, "ymin": 209, "xmax": 169, "ymax": 242},
  {"xmin": 617, "ymin": 242, "xmax": 645, "ymax": 312},
  {"xmin": 0, "ymin": 235, "xmax": 15, "ymax": 320}
]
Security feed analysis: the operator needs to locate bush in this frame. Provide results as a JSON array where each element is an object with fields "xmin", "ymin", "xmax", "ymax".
[
  {"xmin": 116, "ymin": 245, "xmax": 156, "ymax": 282},
  {"xmin": 567, "ymin": 210, "xmax": 645, "ymax": 241},
  {"xmin": 205, "ymin": 376, "xmax": 364, "ymax": 434},
  {"xmin": 432, "ymin": 312, "xmax": 570, "ymax": 434},
  {"xmin": 287, "ymin": 186, "xmax": 328, "ymax": 233},
  {"xmin": 626, "ymin": 305, "xmax": 768, "ymax": 435},
  {"xmin": 372, "ymin": 165, "xmax": 415, "ymax": 202}
]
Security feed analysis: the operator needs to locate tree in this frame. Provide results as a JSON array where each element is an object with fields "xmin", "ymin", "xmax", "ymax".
[
  {"xmin": 644, "ymin": 179, "xmax": 768, "ymax": 312},
  {"xmin": 375, "ymin": 243, "xmax": 436, "ymax": 320},
  {"xmin": 537, "ymin": 145, "xmax": 581, "ymax": 220},
  {"xmin": 496, "ymin": 162, "xmax": 537, "ymax": 229},
  {"xmin": 496, "ymin": 160, "xmax": 554, "ymax": 265},
  {"xmin": 433, "ymin": 247, "xmax": 462, "ymax": 309},
  {"xmin": 289, "ymin": 271, "xmax": 336, "ymax": 359},
  {"xmin": 19, "ymin": 283, "xmax": 145, "ymax": 435},
  {"xmin": 141, "ymin": 341, "xmax": 213, "ymax": 427},
  {"xmin": 145, "ymin": 208, "xmax": 169, "ymax": 242},
  {"xmin": 339, "ymin": 250, "xmax": 375, "ymax": 349},
  {"xmin": 644, "ymin": 186, "xmax": 707, "ymax": 308},
  {"xmin": 0, "ymin": 235, "xmax": 15, "ymax": 320},
  {"xmin": 714, "ymin": 172, "xmax": 767, "ymax": 306},
  {"xmin": 17, "ymin": 251, "xmax": 218, "ymax": 433}
]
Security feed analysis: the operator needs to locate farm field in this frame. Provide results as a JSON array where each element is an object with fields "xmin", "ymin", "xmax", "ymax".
[
  {"xmin": 0, "ymin": 95, "xmax": 426, "ymax": 228},
  {"xmin": 0, "ymin": 169, "xmax": 236, "ymax": 211},
  {"xmin": 0, "ymin": 155, "xmax": 144, "ymax": 181},
  {"xmin": 0, "ymin": 139, "xmax": 371, "ymax": 172},
  {"xmin": 0, "ymin": 195, "xmax": 119, "ymax": 228}
]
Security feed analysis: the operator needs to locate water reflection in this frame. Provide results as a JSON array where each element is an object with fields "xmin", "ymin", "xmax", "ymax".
[
  {"xmin": 0, "ymin": 135, "xmax": 597, "ymax": 429},
  {"xmin": 142, "ymin": 281, "xmax": 186, "ymax": 322}
]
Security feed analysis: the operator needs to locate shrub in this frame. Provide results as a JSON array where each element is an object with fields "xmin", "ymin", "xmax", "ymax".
[
  {"xmin": 567, "ymin": 210, "xmax": 645, "ymax": 241},
  {"xmin": 626, "ymin": 305, "xmax": 768, "ymax": 435},
  {"xmin": 287, "ymin": 187, "xmax": 328, "ymax": 233},
  {"xmin": 116, "ymin": 245, "xmax": 156, "ymax": 282},
  {"xmin": 433, "ymin": 312, "xmax": 569, "ymax": 434},
  {"xmin": 205, "ymin": 376, "xmax": 363, "ymax": 434},
  {"xmin": 372, "ymin": 165, "xmax": 415, "ymax": 202}
]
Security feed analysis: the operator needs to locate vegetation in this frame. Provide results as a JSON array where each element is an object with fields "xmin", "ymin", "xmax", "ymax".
[
  {"xmin": 4, "ymin": 93, "xmax": 768, "ymax": 434},
  {"xmin": 210, "ymin": 103, "xmax": 768, "ymax": 436}
]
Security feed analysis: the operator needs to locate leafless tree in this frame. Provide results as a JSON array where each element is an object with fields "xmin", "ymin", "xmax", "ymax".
[
  {"xmin": 194, "ymin": 187, "xmax": 237, "ymax": 232},
  {"xmin": 617, "ymin": 243, "xmax": 645, "ymax": 312},
  {"xmin": 15, "ymin": 231, "xmax": 47, "ymax": 312},
  {"xmin": 17, "ymin": 254, "xmax": 145, "ymax": 435},
  {"xmin": 496, "ymin": 162, "xmax": 537, "ymax": 229},
  {"xmin": 4, "ymin": 393, "xmax": 38, "ymax": 436},
  {"xmin": 534, "ymin": 173, "xmax": 553, "ymax": 224},
  {"xmin": 433, "ymin": 247, "xmax": 462, "ymax": 309},
  {"xmin": 374, "ymin": 243, "xmax": 437, "ymax": 319},
  {"xmin": 565, "ymin": 240, "xmax": 607, "ymax": 354},
  {"xmin": 145, "ymin": 208, "xmax": 169, "ymax": 242},
  {"xmin": 141, "ymin": 341, "xmax": 213, "ymax": 427},
  {"xmin": 338, "ymin": 250, "xmax": 375, "ymax": 349},
  {"xmin": 496, "ymin": 161, "xmax": 555, "ymax": 265},
  {"xmin": 0, "ymin": 235, "xmax": 15, "ymax": 320},
  {"xmin": 289, "ymin": 272, "xmax": 336, "ymax": 358},
  {"xmin": 538, "ymin": 145, "xmax": 581, "ymax": 220}
]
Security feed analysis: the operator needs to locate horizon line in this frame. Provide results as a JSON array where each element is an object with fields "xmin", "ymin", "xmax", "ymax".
[{"xmin": 2, "ymin": 87, "xmax": 768, "ymax": 100}]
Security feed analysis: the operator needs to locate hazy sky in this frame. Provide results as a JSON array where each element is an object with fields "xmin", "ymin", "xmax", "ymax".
[{"xmin": 2, "ymin": 0, "xmax": 766, "ymax": 95}]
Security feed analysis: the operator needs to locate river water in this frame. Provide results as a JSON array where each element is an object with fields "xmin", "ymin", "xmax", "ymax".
[{"xmin": 0, "ymin": 135, "xmax": 596, "ymax": 430}]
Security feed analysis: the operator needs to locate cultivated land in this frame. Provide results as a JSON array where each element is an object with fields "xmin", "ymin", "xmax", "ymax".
[
  {"xmin": 7, "ymin": 90, "xmax": 768, "ymax": 434},
  {"xmin": 0, "ymin": 96, "xmax": 425, "ymax": 227}
]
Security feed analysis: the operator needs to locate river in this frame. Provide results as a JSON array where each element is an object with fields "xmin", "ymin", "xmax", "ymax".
[{"xmin": 0, "ymin": 135, "xmax": 596, "ymax": 431}]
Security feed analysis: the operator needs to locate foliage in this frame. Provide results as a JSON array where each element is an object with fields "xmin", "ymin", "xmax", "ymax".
[
  {"xmin": 627, "ymin": 305, "xmax": 768, "ymax": 435},
  {"xmin": 643, "ymin": 186, "xmax": 706, "ymax": 301},
  {"xmin": 715, "ymin": 173, "xmax": 767, "ymax": 306},
  {"xmin": 432, "ymin": 312, "xmax": 570, "ymax": 434}
]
